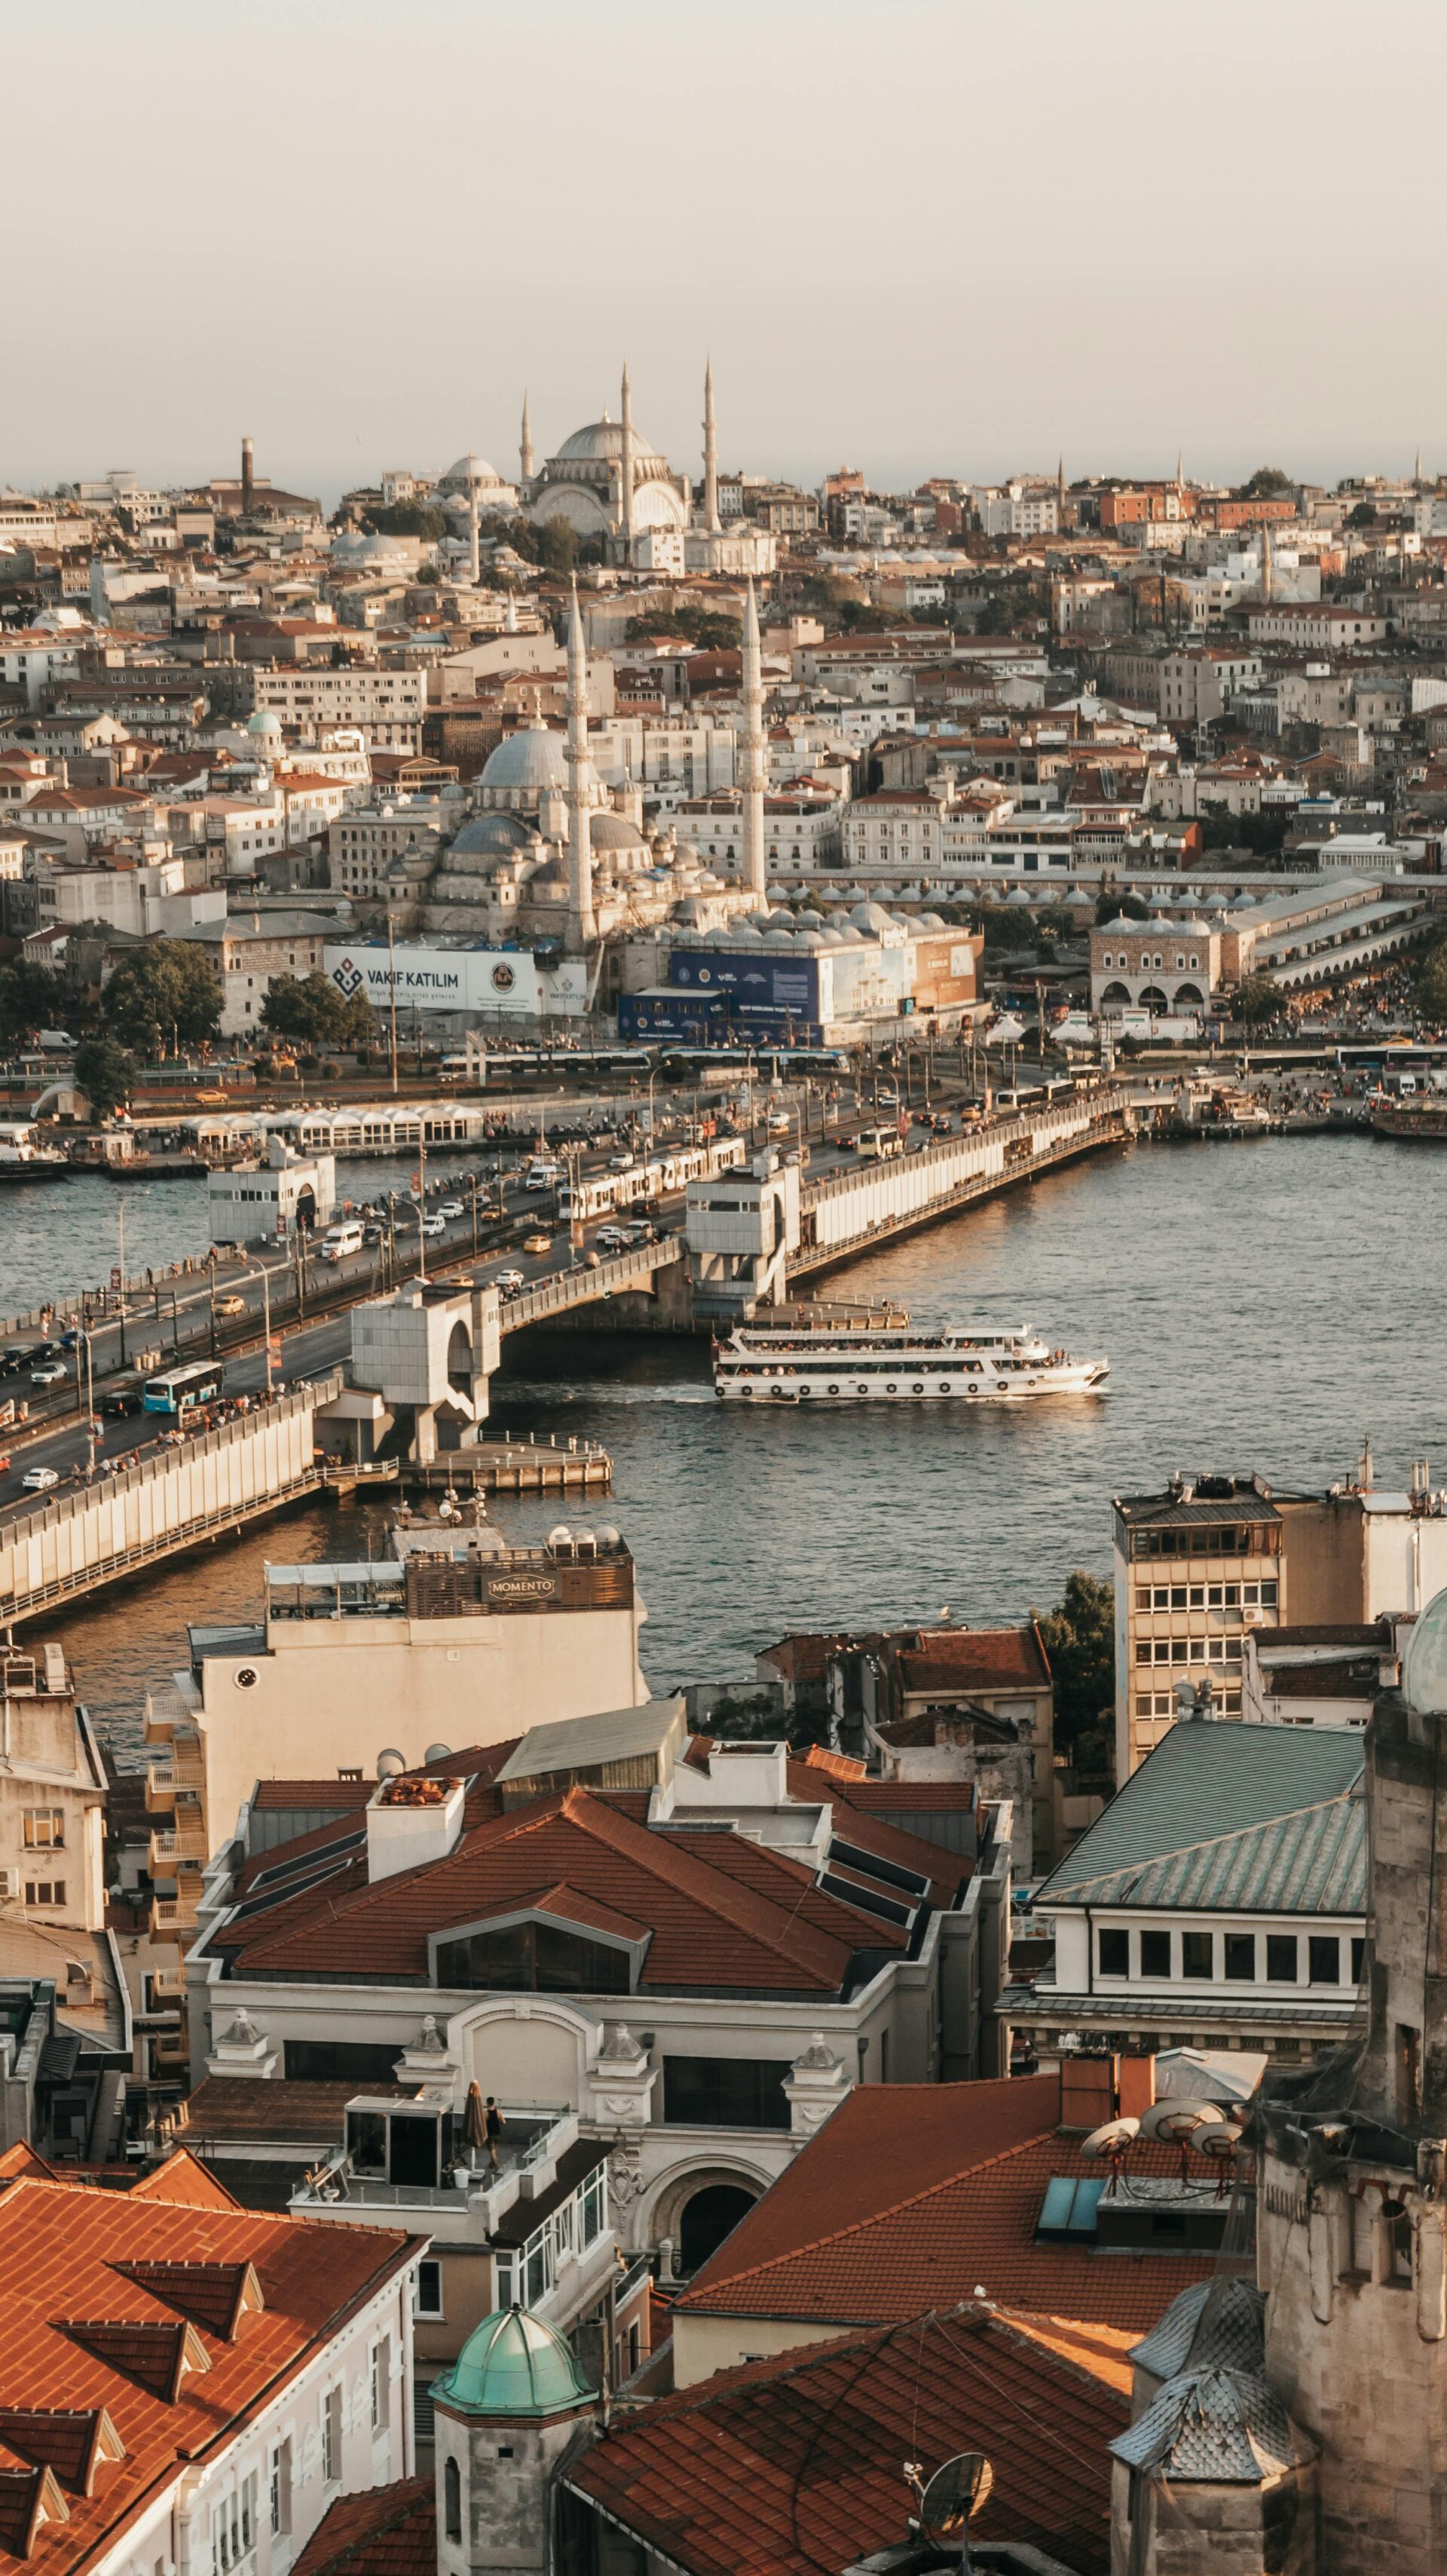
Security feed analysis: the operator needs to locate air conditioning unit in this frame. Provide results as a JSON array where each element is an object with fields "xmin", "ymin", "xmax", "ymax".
[{"xmin": 0, "ymin": 1870, "xmax": 18, "ymax": 1901}]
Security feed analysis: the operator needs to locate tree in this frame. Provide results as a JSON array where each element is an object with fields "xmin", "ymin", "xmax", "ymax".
[
  {"xmin": 102, "ymin": 941, "xmax": 223, "ymax": 1054},
  {"xmin": 363, "ymin": 501, "xmax": 448, "ymax": 542},
  {"xmin": 1234, "ymin": 972, "xmax": 1280, "ymax": 1025},
  {"xmin": 0, "ymin": 959, "xmax": 63, "ymax": 1050},
  {"xmin": 260, "ymin": 971, "xmax": 373, "ymax": 1049},
  {"xmin": 1096, "ymin": 889, "xmax": 1148, "ymax": 924},
  {"xmin": 1346, "ymin": 501, "xmax": 1378, "ymax": 531},
  {"xmin": 1234, "ymin": 466, "xmax": 1293, "ymax": 500},
  {"xmin": 1415, "ymin": 939, "xmax": 1447, "ymax": 1023},
  {"xmin": 74, "ymin": 1034, "xmax": 136, "ymax": 1121},
  {"xmin": 626, "ymin": 607, "xmax": 742, "ymax": 651},
  {"xmin": 534, "ymin": 516, "xmax": 580, "ymax": 577},
  {"xmin": 1035, "ymin": 1570, "xmax": 1115, "ymax": 1765}
]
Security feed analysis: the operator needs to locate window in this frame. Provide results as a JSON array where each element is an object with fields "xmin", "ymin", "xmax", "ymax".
[
  {"xmin": 1351, "ymin": 1937, "xmax": 1366, "ymax": 1983},
  {"xmin": 662, "ymin": 2056, "xmax": 792, "ymax": 2130},
  {"xmin": 435, "ymin": 1920, "xmax": 631, "ymax": 1995},
  {"xmin": 1308, "ymin": 1936, "xmax": 1341, "ymax": 1986},
  {"xmin": 321, "ymin": 2385, "xmax": 341, "ymax": 2486},
  {"xmin": 1383, "ymin": 2194, "xmax": 1414, "ymax": 2283},
  {"xmin": 1266, "ymin": 1935, "xmax": 1299, "ymax": 1983},
  {"xmin": 284, "ymin": 2039, "xmax": 402, "ymax": 2084},
  {"xmin": 444, "ymin": 2458, "xmax": 462, "ymax": 2543},
  {"xmin": 1097, "ymin": 1928, "xmax": 1130, "ymax": 1978},
  {"xmin": 1224, "ymin": 1934, "xmax": 1256, "ymax": 1981},
  {"xmin": 1140, "ymin": 1930, "xmax": 1171, "ymax": 1979},
  {"xmin": 25, "ymin": 1880, "xmax": 66, "ymax": 1908},
  {"xmin": 1182, "ymin": 1931, "xmax": 1213, "ymax": 1979},
  {"xmin": 371, "ymin": 2338, "xmax": 390, "ymax": 2433},
  {"xmin": 269, "ymin": 2442, "xmax": 292, "ymax": 2539},
  {"xmin": 22, "ymin": 1809, "xmax": 64, "ymax": 1849}
]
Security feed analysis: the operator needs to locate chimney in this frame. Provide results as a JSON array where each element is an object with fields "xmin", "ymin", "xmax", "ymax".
[
  {"xmin": 241, "ymin": 436, "xmax": 255, "ymax": 514},
  {"xmin": 366, "ymin": 1773, "xmax": 467, "ymax": 1882}
]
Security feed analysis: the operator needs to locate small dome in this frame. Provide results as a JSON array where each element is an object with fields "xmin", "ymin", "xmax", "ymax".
[
  {"xmin": 448, "ymin": 814, "xmax": 535, "ymax": 859},
  {"xmin": 589, "ymin": 810, "xmax": 645, "ymax": 850},
  {"xmin": 248, "ymin": 709, "xmax": 283, "ymax": 737},
  {"xmin": 432, "ymin": 2308, "xmax": 595, "ymax": 2418},
  {"xmin": 916, "ymin": 911, "xmax": 947, "ymax": 930},
  {"xmin": 480, "ymin": 726, "xmax": 567, "ymax": 793},
  {"xmin": 763, "ymin": 927, "xmax": 794, "ymax": 949},
  {"xmin": 437, "ymin": 452, "xmax": 505, "ymax": 492}
]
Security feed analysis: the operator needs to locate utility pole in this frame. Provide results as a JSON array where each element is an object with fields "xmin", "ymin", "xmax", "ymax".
[
  {"xmin": 116, "ymin": 1202, "xmax": 127, "ymax": 1371},
  {"xmin": 262, "ymin": 1263, "xmax": 274, "ymax": 1394},
  {"xmin": 387, "ymin": 912, "xmax": 399, "ymax": 1097},
  {"xmin": 416, "ymin": 1130, "xmax": 427, "ymax": 1286}
]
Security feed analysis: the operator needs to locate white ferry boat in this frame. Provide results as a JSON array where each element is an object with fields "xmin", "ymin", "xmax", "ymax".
[{"xmin": 714, "ymin": 1320, "xmax": 1108, "ymax": 1404}]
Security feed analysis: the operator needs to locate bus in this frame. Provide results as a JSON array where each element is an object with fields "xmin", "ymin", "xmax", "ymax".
[
  {"xmin": 854, "ymin": 1126, "xmax": 904, "ymax": 1162},
  {"xmin": 142, "ymin": 1361, "xmax": 222, "ymax": 1417}
]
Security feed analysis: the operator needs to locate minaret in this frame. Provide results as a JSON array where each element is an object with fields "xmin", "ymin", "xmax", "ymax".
[
  {"xmin": 467, "ymin": 479, "xmax": 480, "ymax": 585},
  {"xmin": 1056, "ymin": 455, "xmax": 1066, "ymax": 519},
  {"xmin": 1260, "ymin": 518, "xmax": 1274, "ymax": 601},
  {"xmin": 520, "ymin": 391, "xmax": 534, "ymax": 485},
  {"xmin": 564, "ymin": 579, "xmax": 595, "ymax": 953},
  {"xmin": 619, "ymin": 361, "xmax": 635, "ymax": 560},
  {"xmin": 740, "ymin": 579, "xmax": 766, "ymax": 901},
  {"xmin": 703, "ymin": 357, "xmax": 720, "ymax": 534}
]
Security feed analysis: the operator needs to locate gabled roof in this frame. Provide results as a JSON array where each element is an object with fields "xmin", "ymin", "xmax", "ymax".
[
  {"xmin": 565, "ymin": 2305, "xmax": 1125, "ymax": 2576},
  {"xmin": 0, "ymin": 2179, "xmax": 416, "ymax": 2574},
  {"xmin": 675, "ymin": 2075, "xmax": 1209, "ymax": 2334},
  {"xmin": 1035, "ymin": 1720, "xmax": 1365, "ymax": 1914},
  {"xmin": 290, "ymin": 2477, "xmax": 434, "ymax": 2576}
]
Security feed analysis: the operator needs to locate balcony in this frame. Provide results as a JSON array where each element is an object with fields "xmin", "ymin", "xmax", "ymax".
[
  {"xmin": 150, "ymin": 1886, "xmax": 201, "ymax": 1937},
  {"xmin": 148, "ymin": 1818, "xmax": 207, "ymax": 1872}
]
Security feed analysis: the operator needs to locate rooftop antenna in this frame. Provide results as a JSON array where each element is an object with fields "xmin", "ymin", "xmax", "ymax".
[
  {"xmin": 913, "ymin": 2452, "xmax": 995, "ymax": 2574},
  {"xmin": 1357, "ymin": 1430, "xmax": 1375, "ymax": 1492}
]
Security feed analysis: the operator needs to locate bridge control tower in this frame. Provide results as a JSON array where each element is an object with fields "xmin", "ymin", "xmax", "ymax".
[
  {"xmin": 684, "ymin": 1151, "xmax": 801, "ymax": 1322},
  {"xmin": 319, "ymin": 1282, "xmax": 502, "ymax": 1466}
]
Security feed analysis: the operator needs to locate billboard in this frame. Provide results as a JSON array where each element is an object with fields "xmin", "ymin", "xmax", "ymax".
[
  {"xmin": 324, "ymin": 942, "xmax": 586, "ymax": 1018},
  {"xmin": 669, "ymin": 949, "xmax": 821, "ymax": 1018}
]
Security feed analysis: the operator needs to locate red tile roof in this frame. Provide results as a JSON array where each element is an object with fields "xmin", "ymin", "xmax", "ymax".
[
  {"xmin": 0, "ymin": 2178, "xmax": 417, "ymax": 2576},
  {"xmin": 567, "ymin": 2305, "xmax": 1125, "ymax": 2576},
  {"xmin": 290, "ymin": 2477, "xmax": 434, "ymax": 2576},
  {"xmin": 893, "ymin": 1625, "xmax": 1051, "ymax": 1697},
  {"xmin": 675, "ymin": 2075, "xmax": 1210, "ymax": 2335}
]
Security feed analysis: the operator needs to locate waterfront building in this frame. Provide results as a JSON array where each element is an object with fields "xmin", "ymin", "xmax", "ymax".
[
  {"xmin": 141, "ymin": 1525, "xmax": 650, "ymax": 1901},
  {"xmin": 1005, "ymin": 1719, "xmax": 1366, "ymax": 2074},
  {"xmin": 0, "ymin": 2168, "xmax": 421, "ymax": 2576},
  {"xmin": 176, "ymin": 1711, "xmax": 1011, "ymax": 2298},
  {"xmin": 1115, "ymin": 1460, "xmax": 1447, "ymax": 1780},
  {"xmin": 207, "ymin": 1135, "xmax": 336, "ymax": 1245}
]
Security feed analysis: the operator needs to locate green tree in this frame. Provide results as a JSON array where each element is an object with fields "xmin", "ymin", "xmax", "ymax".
[
  {"xmin": 0, "ymin": 960, "xmax": 63, "ymax": 1050},
  {"xmin": 534, "ymin": 516, "xmax": 580, "ymax": 577},
  {"xmin": 626, "ymin": 607, "xmax": 742, "ymax": 651},
  {"xmin": 1234, "ymin": 972, "xmax": 1280, "ymax": 1025},
  {"xmin": 363, "ymin": 501, "xmax": 448, "ymax": 541},
  {"xmin": 1346, "ymin": 501, "xmax": 1378, "ymax": 531},
  {"xmin": 1234, "ymin": 466, "xmax": 1293, "ymax": 499},
  {"xmin": 260, "ymin": 971, "xmax": 373, "ymax": 1049},
  {"xmin": 102, "ymin": 940, "xmax": 223, "ymax": 1054},
  {"xmin": 1415, "ymin": 939, "xmax": 1447, "ymax": 1023},
  {"xmin": 74, "ymin": 1034, "xmax": 136, "ymax": 1120},
  {"xmin": 1035, "ymin": 1570, "xmax": 1115, "ymax": 1763},
  {"xmin": 1096, "ymin": 889, "xmax": 1148, "ymax": 924}
]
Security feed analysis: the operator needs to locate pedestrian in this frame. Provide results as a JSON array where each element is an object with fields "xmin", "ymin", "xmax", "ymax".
[{"xmin": 485, "ymin": 2095, "xmax": 505, "ymax": 2170}]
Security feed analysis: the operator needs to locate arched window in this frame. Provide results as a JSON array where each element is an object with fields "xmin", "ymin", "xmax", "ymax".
[{"xmin": 444, "ymin": 2457, "xmax": 461, "ymax": 2544}]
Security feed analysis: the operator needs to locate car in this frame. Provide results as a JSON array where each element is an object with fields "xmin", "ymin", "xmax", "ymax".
[
  {"xmin": 30, "ymin": 1362, "xmax": 67, "ymax": 1387},
  {"xmin": 595, "ymin": 1225, "xmax": 629, "ymax": 1250},
  {"xmin": 101, "ymin": 1383, "xmax": 143, "ymax": 1417},
  {"xmin": 607, "ymin": 1153, "xmax": 635, "ymax": 1173},
  {"xmin": 419, "ymin": 1211, "xmax": 445, "ymax": 1238},
  {"xmin": 522, "ymin": 1232, "xmax": 552, "ymax": 1256},
  {"xmin": 58, "ymin": 1328, "xmax": 84, "ymax": 1349},
  {"xmin": 21, "ymin": 1465, "xmax": 59, "ymax": 1491},
  {"xmin": 493, "ymin": 1269, "xmax": 525, "ymax": 1295},
  {"xmin": 214, "ymin": 1294, "xmax": 247, "ymax": 1318},
  {"xmin": 766, "ymin": 1112, "xmax": 792, "ymax": 1135},
  {"xmin": 363, "ymin": 1224, "xmax": 383, "ymax": 1246},
  {"xmin": 439, "ymin": 1199, "xmax": 466, "ymax": 1220},
  {"xmin": 618, "ymin": 1221, "xmax": 655, "ymax": 1248}
]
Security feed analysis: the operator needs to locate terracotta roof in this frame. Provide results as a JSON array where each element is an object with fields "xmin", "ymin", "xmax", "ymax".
[
  {"xmin": 125, "ymin": 2153, "xmax": 242, "ymax": 2213},
  {"xmin": 214, "ymin": 1786, "xmax": 906, "ymax": 1997},
  {"xmin": 893, "ymin": 1625, "xmax": 1051, "ymax": 1697},
  {"xmin": 0, "ymin": 2177, "xmax": 417, "ymax": 2576},
  {"xmin": 566, "ymin": 2305, "xmax": 1124, "ymax": 2576},
  {"xmin": 782, "ymin": 1760, "xmax": 974, "ymax": 1904},
  {"xmin": 675, "ymin": 2075, "xmax": 1210, "ymax": 2334},
  {"xmin": 290, "ymin": 2477, "xmax": 434, "ymax": 2576}
]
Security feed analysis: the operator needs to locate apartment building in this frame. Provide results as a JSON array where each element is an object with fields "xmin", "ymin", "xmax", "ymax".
[
  {"xmin": 671, "ymin": 788, "xmax": 844, "ymax": 871},
  {"xmin": 1160, "ymin": 646, "xmax": 1263, "ymax": 726},
  {"xmin": 327, "ymin": 795, "xmax": 463, "ymax": 901},
  {"xmin": 248, "ymin": 669, "xmax": 427, "ymax": 750}
]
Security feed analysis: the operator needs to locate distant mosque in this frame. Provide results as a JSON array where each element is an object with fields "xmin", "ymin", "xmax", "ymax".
[{"xmin": 518, "ymin": 363, "xmax": 776, "ymax": 576}]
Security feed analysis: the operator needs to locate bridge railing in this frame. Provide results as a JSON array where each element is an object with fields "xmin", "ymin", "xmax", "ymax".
[{"xmin": 504, "ymin": 1238, "xmax": 682, "ymax": 1330}]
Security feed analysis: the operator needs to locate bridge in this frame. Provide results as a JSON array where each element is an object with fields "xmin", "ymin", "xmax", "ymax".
[{"xmin": 0, "ymin": 1375, "xmax": 341, "ymax": 1628}]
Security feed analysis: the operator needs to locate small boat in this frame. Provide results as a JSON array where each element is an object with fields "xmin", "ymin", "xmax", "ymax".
[
  {"xmin": 0, "ymin": 1121, "xmax": 72, "ymax": 1181},
  {"xmin": 1369, "ymin": 1096, "xmax": 1447, "ymax": 1141},
  {"xmin": 714, "ymin": 1318, "xmax": 1109, "ymax": 1404}
]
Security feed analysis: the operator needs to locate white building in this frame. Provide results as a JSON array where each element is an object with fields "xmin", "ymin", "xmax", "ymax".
[{"xmin": 207, "ymin": 1136, "xmax": 337, "ymax": 1248}]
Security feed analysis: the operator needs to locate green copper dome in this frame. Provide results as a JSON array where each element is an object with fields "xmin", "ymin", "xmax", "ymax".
[{"xmin": 432, "ymin": 2307, "xmax": 595, "ymax": 2418}]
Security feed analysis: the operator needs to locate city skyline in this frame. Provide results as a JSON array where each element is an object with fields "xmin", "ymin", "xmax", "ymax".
[{"xmin": 8, "ymin": 0, "xmax": 1446, "ymax": 499}]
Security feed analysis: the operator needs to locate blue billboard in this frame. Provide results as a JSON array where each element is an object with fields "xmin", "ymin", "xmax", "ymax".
[{"xmin": 669, "ymin": 950, "xmax": 821, "ymax": 1018}]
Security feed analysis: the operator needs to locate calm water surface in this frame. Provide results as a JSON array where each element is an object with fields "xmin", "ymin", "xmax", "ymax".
[{"xmin": 31, "ymin": 1132, "xmax": 1446, "ymax": 1764}]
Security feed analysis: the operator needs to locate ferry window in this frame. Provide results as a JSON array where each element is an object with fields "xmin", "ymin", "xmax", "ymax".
[
  {"xmin": 1140, "ymin": 1930, "xmax": 1171, "ymax": 1977},
  {"xmin": 1309, "ymin": 1937, "xmax": 1341, "ymax": 1986},
  {"xmin": 1267, "ymin": 1936, "xmax": 1299, "ymax": 1983},
  {"xmin": 1225, "ymin": 1934, "xmax": 1256, "ymax": 1980},
  {"xmin": 1182, "ymin": 1931, "xmax": 1213, "ymax": 1979},
  {"xmin": 1097, "ymin": 1928, "xmax": 1129, "ymax": 1977}
]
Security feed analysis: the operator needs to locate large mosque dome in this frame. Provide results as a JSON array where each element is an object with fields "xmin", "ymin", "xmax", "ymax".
[
  {"xmin": 526, "ymin": 374, "xmax": 687, "ymax": 542},
  {"xmin": 479, "ymin": 724, "xmax": 567, "ymax": 798},
  {"xmin": 555, "ymin": 417, "xmax": 665, "ymax": 468}
]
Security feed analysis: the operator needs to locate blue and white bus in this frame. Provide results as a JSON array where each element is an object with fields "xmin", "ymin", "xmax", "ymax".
[{"xmin": 142, "ymin": 1360, "xmax": 222, "ymax": 1417}]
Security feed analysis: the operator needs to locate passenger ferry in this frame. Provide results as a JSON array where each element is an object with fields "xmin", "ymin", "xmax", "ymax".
[
  {"xmin": 713, "ymin": 1319, "xmax": 1109, "ymax": 1404},
  {"xmin": 0, "ymin": 1120, "xmax": 70, "ymax": 1182}
]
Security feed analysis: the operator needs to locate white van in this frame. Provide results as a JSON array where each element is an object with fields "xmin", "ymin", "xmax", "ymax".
[
  {"xmin": 525, "ymin": 1160, "xmax": 564, "ymax": 1193},
  {"xmin": 320, "ymin": 1221, "xmax": 365, "ymax": 1263}
]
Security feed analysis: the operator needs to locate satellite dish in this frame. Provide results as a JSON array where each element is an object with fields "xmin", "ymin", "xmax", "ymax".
[
  {"xmin": 376, "ymin": 1749, "xmax": 406, "ymax": 1780},
  {"xmin": 424, "ymin": 1743, "xmax": 452, "ymax": 1765},
  {"xmin": 1197, "ymin": 2121, "xmax": 1244, "ymax": 2194},
  {"xmin": 1140, "ymin": 2097, "xmax": 1224, "ymax": 2143},
  {"xmin": 919, "ymin": 2454, "xmax": 994, "ymax": 2553},
  {"xmin": 1080, "ymin": 2115, "xmax": 1140, "ymax": 2160}
]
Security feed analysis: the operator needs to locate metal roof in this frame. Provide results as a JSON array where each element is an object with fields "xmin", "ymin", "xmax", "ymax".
[
  {"xmin": 495, "ymin": 1698, "xmax": 685, "ymax": 1784},
  {"xmin": 1035, "ymin": 1721, "xmax": 1364, "ymax": 1916}
]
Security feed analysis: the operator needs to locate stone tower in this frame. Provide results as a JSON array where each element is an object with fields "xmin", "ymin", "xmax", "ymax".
[
  {"xmin": 618, "ymin": 360, "xmax": 635, "ymax": 561},
  {"xmin": 520, "ymin": 391, "xmax": 534, "ymax": 487},
  {"xmin": 740, "ymin": 577, "xmax": 766, "ymax": 901},
  {"xmin": 564, "ymin": 577, "xmax": 595, "ymax": 954},
  {"xmin": 702, "ymin": 357, "xmax": 720, "ymax": 534},
  {"xmin": 1250, "ymin": 1587, "xmax": 1447, "ymax": 2574},
  {"xmin": 432, "ymin": 2305, "xmax": 596, "ymax": 2576}
]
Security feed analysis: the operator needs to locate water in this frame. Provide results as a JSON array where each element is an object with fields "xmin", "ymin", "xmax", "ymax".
[
  {"xmin": 0, "ymin": 1152, "xmax": 486, "ymax": 1323},
  {"xmin": 36, "ymin": 1132, "xmax": 1447, "ymax": 1764}
]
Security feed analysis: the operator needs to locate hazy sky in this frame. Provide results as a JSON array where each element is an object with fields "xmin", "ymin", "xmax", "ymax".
[{"xmin": 9, "ymin": 0, "xmax": 1445, "ymax": 503}]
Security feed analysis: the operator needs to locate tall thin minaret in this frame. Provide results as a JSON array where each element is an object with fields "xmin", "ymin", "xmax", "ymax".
[
  {"xmin": 1260, "ymin": 518, "xmax": 1274, "ymax": 601},
  {"xmin": 740, "ymin": 578, "xmax": 766, "ymax": 902},
  {"xmin": 564, "ymin": 579, "xmax": 595, "ymax": 954},
  {"xmin": 520, "ymin": 391, "xmax": 534, "ymax": 485},
  {"xmin": 619, "ymin": 361, "xmax": 635, "ymax": 560},
  {"xmin": 703, "ymin": 357, "xmax": 720, "ymax": 534},
  {"xmin": 467, "ymin": 480, "xmax": 481, "ymax": 585}
]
